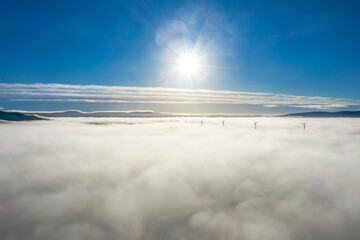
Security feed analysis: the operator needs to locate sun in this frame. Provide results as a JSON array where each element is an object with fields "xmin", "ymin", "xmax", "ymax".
[{"xmin": 177, "ymin": 53, "xmax": 199, "ymax": 76}]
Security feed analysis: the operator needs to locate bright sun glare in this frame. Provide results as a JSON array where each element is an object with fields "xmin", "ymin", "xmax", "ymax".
[{"xmin": 178, "ymin": 53, "xmax": 199, "ymax": 76}]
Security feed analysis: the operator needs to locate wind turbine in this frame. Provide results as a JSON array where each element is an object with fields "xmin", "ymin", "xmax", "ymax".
[
  {"xmin": 253, "ymin": 120, "xmax": 259, "ymax": 130},
  {"xmin": 300, "ymin": 121, "xmax": 308, "ymax": 130}
]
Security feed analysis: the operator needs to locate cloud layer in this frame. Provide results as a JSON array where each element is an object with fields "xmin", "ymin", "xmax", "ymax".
[
  {"xmin": 1, "ymin": 83, "xmax": 360, "ymax": 111},
  {"xmin": 1, "ymin": 117, "xmax": 360, "ymax": 240}
]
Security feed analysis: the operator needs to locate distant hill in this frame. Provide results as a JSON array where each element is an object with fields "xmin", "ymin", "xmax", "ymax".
[
  {"xmin": 5, "ymin": 109, "xmax": 359, "ymax": 119},
  {"xmin": 281, "ymin": 111, "xmax": 360, "ymax": 118},
  {"xmin": 0, "ymin": 109, "xmax": 263, "ymax": 119},
  {"xmin": 31, "ymin": 110, "xmax": 171, "ymax": 118},
  {"xmin": 0, "ymin": 110, "xmax": 48, "ymax": 121},
  {"xmin": 30, "ymin": 111, "xmax": 265, "ymax": 118}
]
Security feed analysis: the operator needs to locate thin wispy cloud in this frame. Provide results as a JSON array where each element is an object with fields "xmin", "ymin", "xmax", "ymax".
[{"xmin": 1, "ymin": 83, "xmax": 360, "ymax": 110}]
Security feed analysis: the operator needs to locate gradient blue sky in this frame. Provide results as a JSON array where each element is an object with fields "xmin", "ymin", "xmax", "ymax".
[{"xmin": 0, "ymin": 0, "xmax": 359, "ymax": 113}]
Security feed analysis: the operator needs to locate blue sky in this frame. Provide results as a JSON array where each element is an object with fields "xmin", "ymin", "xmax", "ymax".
[{"xmin": 0, "ymin": 0, "xmax": 359, "ymax": 113}]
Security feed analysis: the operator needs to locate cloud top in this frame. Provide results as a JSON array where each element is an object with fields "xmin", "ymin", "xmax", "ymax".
[{"xmin": 0, "ymin": 117, "xmax": 360, "ymax": 240}]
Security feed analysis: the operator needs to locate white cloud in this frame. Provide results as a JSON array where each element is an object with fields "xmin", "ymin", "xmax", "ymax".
[
  {"xmin": 293, "ymin": 104, "xmax": 350, "ymax": 110},
  {"xmin": 1, "ymin": 117, "xmax": 360, "ymax": 240},
  {"xmin": 1, "ymin": 83, "xmax": 360, "ymax": 110},
  {"xmin": 264, "ymin": 104, "xmax": 277, "ymax": 108}
]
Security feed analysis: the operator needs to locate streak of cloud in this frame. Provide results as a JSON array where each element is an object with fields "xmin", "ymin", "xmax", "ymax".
[{"xmin": 1, "ymin": 83, "xmax": 360, "ymax": 110}]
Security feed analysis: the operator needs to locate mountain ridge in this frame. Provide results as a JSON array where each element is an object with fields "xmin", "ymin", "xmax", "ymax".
[
  {"xmin": 0, "ymin": 110, "xmax": 49, "ymax": 121},
  {"xmin": 3, "ymin": 109, "xmax": 360, "ymax": 121},
  {"xmin": 281, "ymin": 111, "xmax": 360, "ymax": 118},
  {"xmin": 29, "ymin": 110, "xmax": 169, "ymax": 118}
]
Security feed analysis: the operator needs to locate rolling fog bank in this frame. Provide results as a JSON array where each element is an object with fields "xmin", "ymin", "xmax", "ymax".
[{"xmin": 1, "ymin": 117, "xmax": 360, "ymax": 240}]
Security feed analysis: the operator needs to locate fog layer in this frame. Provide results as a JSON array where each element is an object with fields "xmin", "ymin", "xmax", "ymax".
[{"xmin": 1, "ymin": 118, "xmax": 360, "ymax": 240}]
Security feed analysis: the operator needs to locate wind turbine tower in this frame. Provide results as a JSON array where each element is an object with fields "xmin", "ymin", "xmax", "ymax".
[
  {"xmin": 300, "ymin": 122, "xmax": 308, "ymax": 130},
  {"xmin": 253, "ymin": 120, "xmax": 259, "ymax": 130}
]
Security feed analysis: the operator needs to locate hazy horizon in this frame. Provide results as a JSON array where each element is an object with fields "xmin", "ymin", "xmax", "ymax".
[{"xmin": 1, "ymin": 83, "xmax": 360, "ymax": 115}]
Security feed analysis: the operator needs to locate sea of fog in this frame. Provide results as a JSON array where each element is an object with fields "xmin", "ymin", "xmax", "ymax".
[{"xmin": 1, "ymin": 117, "xmax": 360, "ymax": 240}]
